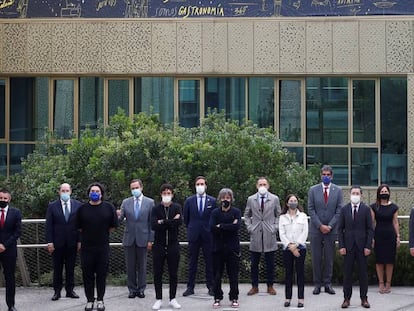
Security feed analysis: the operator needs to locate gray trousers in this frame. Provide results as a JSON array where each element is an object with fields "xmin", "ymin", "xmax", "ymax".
[
  {"xmin": 309, "ymin": 233, "xmax": 336, "ymax": 287},
  {"xmin": 125, "ymin": 245, "xmax": 148, "ymax": 294}
]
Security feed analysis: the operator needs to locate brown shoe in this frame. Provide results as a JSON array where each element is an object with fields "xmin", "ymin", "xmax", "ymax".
[
  {"xmin": 267, "ymin": 286, "xmax": 276, "ymax": 295},
  {"xmin": 247, "ymin": 287, "xmax": 258, "ymax": 296},
  {"xmin": 341, "ymin": 299, "xmax": 350, "ymax": 308},
  {"xmin": 361, "ymin": 299, "xmax": 370, "ymax": 308}
]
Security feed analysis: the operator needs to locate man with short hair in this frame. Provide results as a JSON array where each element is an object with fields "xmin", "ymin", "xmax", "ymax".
[
  {"xmin": 244, "ymin": 177, "xmax": 281, "ymax": 296},
  {"xmin": 46, "ymin": 183, "xmax": 82, "ymax": 301},
  {"xmin": 118, "ymin": 179, "xmax": 154, "ymax": 299}
]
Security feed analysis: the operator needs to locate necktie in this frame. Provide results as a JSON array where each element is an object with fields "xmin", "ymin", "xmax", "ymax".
[
  {"xmin": 353, "ymin": 205, "xmax": 358, "ymax": 221},
  {"xmin": 198, "ymin": 196, "xmax": 203, "ymax": 216},
  {"xmin": 324, "ymin": 187, "xmax": 329, "ymax": 204},
  {"xmin": 134, "ymin": 199, "xmax": 140, "ymax": 220},
  {"xmin": 0, "ymin": 209, "xmax": 4, "ymax": 228},
  {"xmin": 261, "ymin": 196, "xmax": 265, "ymax": 212},
  {"xmin": 64, "ymin": 202, "xmax": 70, "ymax": 222}
]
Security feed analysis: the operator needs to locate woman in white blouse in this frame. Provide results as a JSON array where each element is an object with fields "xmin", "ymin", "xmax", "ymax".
[{"xmin": 279, "ymin": 194, "xmax": 309, "ymax": 309}]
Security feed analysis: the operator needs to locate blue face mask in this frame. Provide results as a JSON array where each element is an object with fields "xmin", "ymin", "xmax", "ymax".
[
  {"xmin": 60, "ymin": 193, "xmax": 70, "ymax": 202},
  {"xmin": 131, "ymin": 189, "xmax": 142, "ymax": 198},
  {"xmin": 89, "ymin": 192, "xmax": 100, "ymax": 202},
  {"xmin": 322, "ymin": 175, "xmax": 331, "ymax": 185}
]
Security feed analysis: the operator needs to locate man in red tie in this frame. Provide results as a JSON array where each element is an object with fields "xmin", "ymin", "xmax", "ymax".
[{"xmin": 0, "ymin": 188, "xmax": 22, "ymax": 311}]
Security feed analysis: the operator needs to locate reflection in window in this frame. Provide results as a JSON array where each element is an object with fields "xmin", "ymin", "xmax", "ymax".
[
  {"xmin": 306, "ymin": 77, "xmax": 348, "ymax": 145},
  {"xmin": 285, "ymin": 147, "xmax": 303, "ymax": 164},
  {"xmin": 134, "ymin": 77, "xmax": 174, "ymax": 124},
  {"xmin": 54, "ymin": 80, "xmax": 74, "ymax": 139},
  {"xmin": 280, "ymin": 80, "xmax": 301, "ymax": 142},
  {"xmin": 353, "ymin": 80, "xmax": 375, "ymax": 143},
  {"xmin": 108, "ymin": 80, "xmax": 129, "ymax": 117},
  {"xmin": 79, "ymin": 77, "xmax": 103, "ymax": 131},
  {"xmin": 205, "ymin": 78, "xmax": 245, "ymax": 123},
  {"xmin": 248, "ymin": 78, "xmax": 274, "ymax": 128},
  {"xmin": 179, "ymin": 80, "xmax": 200, "ymax": 128},
  {"xmin": 0, "ymin": 144, "xmax": 6, "ymax": 176},
  {"xmin": 307, "ymin": 147, "xmax": 348, "ymax": 185},
  {"xmin": 10, "ymin": 77, "xmax": 48, "ymax": 141},
  {"xmin": 351, "ymin": 148, "xmax": 377, "ymax": 186},
  {"xmin": 0, "ymin": 80, "xmax": 5, "ymax": 139},
  {"xmin": 10, "ymin": 144, "xmax": 34, "ymax": 175},
  {"xmin": 380, "ymin": 77, "xmax": 407, "ymax": 186}
]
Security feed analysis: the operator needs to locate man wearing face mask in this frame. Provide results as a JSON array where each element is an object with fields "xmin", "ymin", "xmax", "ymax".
[
  {"xmin": 117, "ymin": 179, "xmax": 154, "ymax": 299},
  {"xmin": 76, "ymin": 182, "xmax": 118, "ymax": 311},
  {"xmin": 338, "ymin": 186, "xmax": 374, "ymax": 309},
  {"xmin": 244, "ymin": 177, "xmax": 281, "ymax": 296},
  {"xmin": 151, "ymin": 183, "xmax": 182, "ymax": 310},
  {"xmin": 0, "ymin": 188, "xmax": 21, "ymax": 311},
  {"xmin": 183, "ymin": 176, "xmax": 216, "ymax": 297},
  {"xmin": 308, "ymin": 165, "xmax": 343, "ymax": 296},
  {"xmin": 46, "ymin": 183, "xmax": 82, "ymax": 301}
]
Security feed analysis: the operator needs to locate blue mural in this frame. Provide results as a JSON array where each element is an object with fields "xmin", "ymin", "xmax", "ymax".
[{"xmin": 0, "ymin": 0, "xmax": 413, "ymax": 18}]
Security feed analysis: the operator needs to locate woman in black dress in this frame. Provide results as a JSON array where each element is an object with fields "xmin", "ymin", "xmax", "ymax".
[{"xmin": 370, "ymin": 184, "xmax": 400, "ymax": 294}]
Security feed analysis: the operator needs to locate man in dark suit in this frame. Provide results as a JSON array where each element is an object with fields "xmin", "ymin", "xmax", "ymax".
[
  {"xmin": 182, "ymin": 176, "xmax": 216, "ymax": 296},
  {"xmin": 46, "ymin": 183, "xmax": 82, "ymax": 301},
  {"xmin": 117, "ymin": 179, "xmax": 154, "ymax": 299},
  {"xmin": 0, "ymin": 188, "xmax": 22, "ymax": 311},
  {"xmin": 338, "ymin": 185, "xmax": 374, "ymax": 309},
  {"xmin": 308, "ymin": 165, "xmax": 343, "ymax": 295}
]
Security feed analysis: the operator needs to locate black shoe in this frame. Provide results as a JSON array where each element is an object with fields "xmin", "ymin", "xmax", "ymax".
[
  {"xmin": 136, "ymin": 292, "xmax": 145, "ymax": 298},
  {"xmin": 325, "ymin": 285, "xmax": 336, "ymax": 295},
  {"xmin": 284, "ymin": 301, "xmax": 290, "ymax": 307},
  {"xmin": 51, "ymin": 293, "xmax": 61, "ymax": 301},
  {"xmin": 208, "ymin": 288, "xmax": 214, "ymax": 296},
  {"xmin": 312, "ymin": 287, "xmax": 321, "ymax": 295},
  {"xmin": 8, "ymin": 307, "xmax": 17, "ymax": 311},
  {"xmin": 183, "ymin": 288, "xmax": 194, "ymax": 296},
  {"xmin": 66, "ymin": 291, "xmax": 79, "ymax": 298},
  {"xmin": 298, "ymin": 302, "xmax": 304, "ymax": 308},
  {"xmin": 128, "ymin": 292, "xmax": 136, "ymax": 298}
]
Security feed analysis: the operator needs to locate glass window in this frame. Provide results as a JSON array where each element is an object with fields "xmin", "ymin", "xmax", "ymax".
[
  {"xmin": 54, "ymin": 79, "xmax": 74, "ymax": 139},
  {"xmin": 248, "ymin": 77, "xmax": 274, "ymax": 128},
  {"xmin": 307, "ymin": 147, "xmax": 348, "ymax": 185},
  {"xmin": 353, "ymin": 80, "xmax": 375, "ymax": 143},
  {"xmin": 179, "ymin": 80, "xmax": 200, "ymax": 128},
  {"xmin": 108, "ymin": 79, "xmax": 129, "ymax": 117},
  {"xmin": 10, "ymin": 78, "xmax": 48, "ymax": 141},
  {"xmin": 79, "ymin": 77, "xmax": 104, "ymax": 131},
  {"xmin": 285, "ymin": 147, "xmax": 304, "ymax": 164},
  {"xmin": 306, "ymin": 77, "xmax": 348, "ymax": 145},
  {"xmin": 134, "ymin": 77, "xmax": 174, "ymax": 124},
  {"xmin": 0, "ymin": 144, "xmax": 6, "ymax": 176},
  {"xmin": 205, "ymin": 78, "xmax": 245, "ymax": 123},
  {"xmin": 351, "ymin": 148, "xmax": 378, "ymax": 186},
  {"xmin": 10, "ymin": 144, "xmax": 34, "ymax": 175},
  {"xmin": 380, "ymin": 77, "xmax": 407, "ymax": 186},
  {"xmin": 0, "ymin": 80, "xmax": 5, "ymax": 139},
  {"xmin": 280, "ymin": 80, "xmax": 301, "ymax": 142}
]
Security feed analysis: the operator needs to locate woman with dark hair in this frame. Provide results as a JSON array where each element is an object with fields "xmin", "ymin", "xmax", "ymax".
[
  {"xmin": 370, "ymin": 184, "xmax": 400, "ymax": 294},
  {"xmin": 278, "ymin": 194, "xmax": 308, "ymax": 308}
]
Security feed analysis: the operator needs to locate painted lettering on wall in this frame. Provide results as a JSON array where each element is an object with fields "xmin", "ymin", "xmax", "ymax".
[
  {"xmin": 97, "ymin": 0, "xmax": 117, "ymax": 11},
  {"xmin": 178, "ymin": 5, "xmax": 224, "ymax": 18},
  {"xmin": 0, "ymin": 0, "xmax": 13, "ymax": 10}
]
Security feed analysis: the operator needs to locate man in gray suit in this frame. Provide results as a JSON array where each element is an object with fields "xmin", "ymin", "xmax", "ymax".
[
  {"xmin": 118, "ymin": 179, "xmax": 155, "ymax": 299},
  {"xmin": 308, "ymin": 165, "xmax": 343, "ymax": 295}
]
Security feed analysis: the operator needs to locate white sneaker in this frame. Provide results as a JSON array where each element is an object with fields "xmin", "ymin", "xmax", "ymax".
[
  {"xmin": 169, "ymin": 298, "xmax": 181, "ymax": 309},
  {"xmin": 96, "ymin": 300, "xmax": 105, "ymax": 311},
  {"xmin": 152, "ymin": 300, "xmax": 163, "ymax": 310}
]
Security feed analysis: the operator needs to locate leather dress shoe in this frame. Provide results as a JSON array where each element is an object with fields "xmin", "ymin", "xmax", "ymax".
[
  {"xmin": 297, "ymin": 302, "xmax": 304, "ymax": 308},
  {"xmin": 341, "ymin": 299, "xmax": 350, "ymax": 308},
  {"xmin": 312, "ymin": 287, "xmax": 321, "ymax": 295},
  {"xmin": 128, "ymin": 292, "xmax": 136, "ymax": 298},
  {"xmin": 284, "ymin": 301, "xmax": 290, "ymax": 307},
  {"xmin": 247, "ymin": 287, "xmax": 259, "ymax": 295},
  {"xmin": 267, "ymin": 286, "xmax": 276, "ymax": 295},
  {"xmin": 8, "ymin": 307, "xmax": 17, "ymax": 311},
  {"xmin": 182, "ymin": 288, "xmax": 194, "ymax": 296},
  {"xmin": 361, "ymin": 299, "xmax": 370, "ymax": 308},
  {"xmin": 51, "ymin": 293, "xmax": 61, "ymax": 301},
  {"xmin": 325, "ymin": 285, "xmax": 336, "ymax": 294},
  {"xmin": 66, "ymin": 291, "xmax": 79, "ymax": 298},
  {"xmin": 136, "ymin": 292, "xmax": 145, "ymax": 298}
]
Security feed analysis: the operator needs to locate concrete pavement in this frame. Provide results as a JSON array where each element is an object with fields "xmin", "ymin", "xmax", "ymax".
[{"xmin": 7, "ymin": 283, "xmax": 414, "ymax": 311}]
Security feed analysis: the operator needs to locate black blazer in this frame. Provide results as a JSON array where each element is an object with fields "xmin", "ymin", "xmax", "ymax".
[
  {"xmin": 46, "ymin": 199, "xmax": 82, "ymax": 248},
  {"xmin": 338, "ymin": 202, "xmax": 374, "ymax": 251},
  {"xmin": 0, "ymin": 206, "xmax": 22, "ymax": 256}
]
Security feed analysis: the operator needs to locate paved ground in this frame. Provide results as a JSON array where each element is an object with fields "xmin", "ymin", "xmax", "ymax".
[{"xmin": 6, "ymin": 283, "xmax": 414, "ymax": 311}]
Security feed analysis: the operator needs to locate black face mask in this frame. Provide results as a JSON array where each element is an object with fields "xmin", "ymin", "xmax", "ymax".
[
  {"xmin": 221, "ymin": 200, "xmax": 230, "ymax": 208},
  {"xmin": 379, "ymin": 193, "xmax": 390, "ymax": 201},
  {"xmin": 0, "ymin": 201, "xmax": 8, "ymax": 209}
]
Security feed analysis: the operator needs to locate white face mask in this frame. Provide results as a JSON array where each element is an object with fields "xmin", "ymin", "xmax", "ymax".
[
  {"xmin": 258, "ymin": 186, "xmax": 268, "ymax": 195},
  {"xmin": 195, "ymin": 185, "xmax": 205, "ymax": 195},
  {"xmin": 162, "ymin": 195, "xmax": 172, "ymax": 204},
  {"xmin": 350, "ymin": 195, "xmax": 361, "ymax": 205}
]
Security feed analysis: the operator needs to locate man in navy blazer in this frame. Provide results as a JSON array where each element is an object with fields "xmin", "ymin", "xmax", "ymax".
[
  {"xmin": 183, "ymin": 176, "xmax": 217, "ymax": 296},
  {"xmin": 118, "ymin": 179, "xmax": 154, "ymax": 299},
  {"xmin": 46, "ymin": 183, "xmax": 82, "ymax": 301},
  {"xmin": 0, "ymin": 188, "xmax": 22, "ymax": 311},
  {"xmin": 338, "ymin": 186, "xmax": 374, "ymax": 309}
]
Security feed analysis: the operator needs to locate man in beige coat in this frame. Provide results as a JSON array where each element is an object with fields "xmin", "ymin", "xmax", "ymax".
[{"xmin": 244, "ymin": 177, "xmax": 281, "ymax": 296}]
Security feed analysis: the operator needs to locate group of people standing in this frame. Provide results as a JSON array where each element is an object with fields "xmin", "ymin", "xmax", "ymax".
[{"xmin": 0, "ymin": 163, "xmax": 409, "ymax": 311}]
